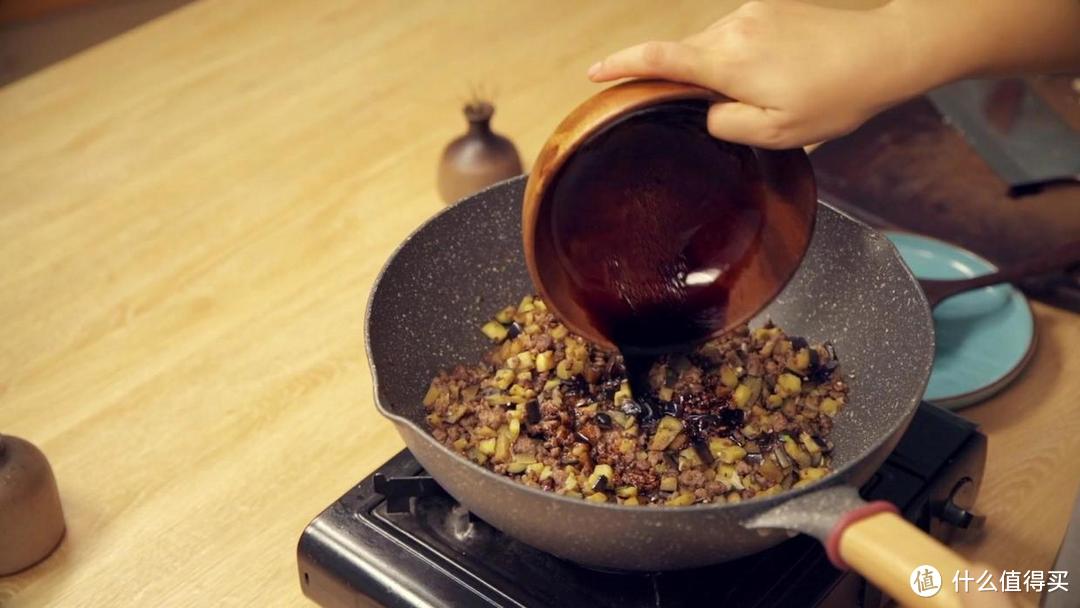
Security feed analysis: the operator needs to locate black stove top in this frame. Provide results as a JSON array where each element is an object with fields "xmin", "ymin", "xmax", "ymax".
[{"xmin": 298, "ymin": 403, "xmax": 985, "ymax": 608}]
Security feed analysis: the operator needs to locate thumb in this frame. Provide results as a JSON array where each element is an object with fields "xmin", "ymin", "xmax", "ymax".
[
  {"xmin": 706, "ymin": 101, "xmax": 791, "ymax": 148},
  {"xmin": 588, "ymin": 41, "xmax": 705, "ymax": 84}
]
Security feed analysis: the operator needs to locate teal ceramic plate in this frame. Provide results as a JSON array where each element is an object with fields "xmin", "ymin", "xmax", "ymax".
[{"xmin": 887, "ymin": 232, "xmax": 1036, "ymax": 409}]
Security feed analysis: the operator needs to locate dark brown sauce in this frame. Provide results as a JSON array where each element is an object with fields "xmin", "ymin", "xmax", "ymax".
[
  {"xmin": 543, "ymin": 101, "xmax": 770, "ymax": 418},
  {"xmin": 547, "ymin": 101, "xmax": 767, "ymax": 356}
]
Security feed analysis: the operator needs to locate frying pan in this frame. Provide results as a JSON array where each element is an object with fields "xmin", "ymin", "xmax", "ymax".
[{"xmin": 368, "ymin": 178, "xmax": 973, "ymax": 606}]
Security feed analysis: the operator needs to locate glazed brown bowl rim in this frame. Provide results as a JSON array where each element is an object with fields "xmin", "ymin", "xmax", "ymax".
[
  {"xmin": 522, "ymin": 80, "xmax": 720, "ymax": 349},
  {"xmin": 521, "ymin": 79, "xmax": 817, "ymax": 350}
]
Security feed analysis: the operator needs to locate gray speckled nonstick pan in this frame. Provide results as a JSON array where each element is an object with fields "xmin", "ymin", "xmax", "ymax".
[{"xmin": 368, "ymin": 176, "xmax": 972, "ymax": 603}]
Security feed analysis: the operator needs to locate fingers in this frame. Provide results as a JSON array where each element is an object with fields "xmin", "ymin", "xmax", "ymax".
[
  {"xmin": 706, "ymin": 101, "xmax": 792, "ymax": 148},
  {"xmin": 587, "ymin": 41, "xmax": 705, "ymax": 84}
]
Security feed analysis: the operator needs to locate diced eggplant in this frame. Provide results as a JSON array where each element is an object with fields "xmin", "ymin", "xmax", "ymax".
[
  {"xmin": 493, "ymin": 428, "xmax": 511, "ymax": 463},
  {"xmin": 494, "ymin": 306, "xmax": 516, "ymax": 324},
  {"xmin": 777, "ymin": 373, "xmax": 802, "ymax": 395},
  {"xmin": 772, "ymin": 445, "xmax": 793, "ymax": 469},
  {"xmin": 446, "ymin": 404, "xmax": 468, "ymax": 423},
  {"xmin": 562, "ymin": 467, "xmax": 579, "ymax": 491},
  {"xmin": 481, "ymin": 320, "xmax": 509, "ymax": 342},
  {"xmin": 732, "ymin": 383, "xmax": 751, "ymax": 408},
  {"xmin": 571, "ymin": 442, "xmax": 590, "ymax": 462},
  {"xmin": 649, "ymin": 416, "xmax": 683, "ymax": 451},
  {"xmin": 422, "ymin": 382, "xmax": 443, "ymax": 406},
  {"xmin": 716, "ymin": 463, "xmax": 745, "ymax": 490},
  {"xmin": 588, "ymin": 464, "xmax": 614, "ymax": 492},
  {"xmin": 535, "ymin": 350, "xmax": 554, "ymax": 373},
  {"xmin": 516, "ymin": 351, "xmax": 535, "ymax": 370},
  {"xmin": 556, "ymin": 359, "xmax": 573, "ymax": 380},
  {"xmin": 659, "ymin": 476, "xmax": 678, "ymax": 492},
  {"xmin": 759, "ymin": 337, "xmax": 777, "ymax": 357},
  {"xmin": 678, "ymin": 447, "xmax": 703, "ymax": 470},
  {"xmin": 753, "ymin": 327, "xmax": 780, "ymax": 341},
  {"xmin": 756, "ymin": 485, "xmax": 783, "ymax": 498},
  {"xmin": 484, "ymin": 393, "xmax": 512, "ymax": 406},
  {"xmin": 720, "ymin": 365, "xmax": 740, "ymax": 388},
  {"xmin": 821, "ymin": 397, "xmax": 841, "ymax": 416},
  {"xmin": 577, "ymin": 402, "xmax": 598, "ymax": 415},
  {"xmin": 799, "ymin": 432, "xmax": 821, "ymax": 454},
  {"xmin": 494, "ymin": 368, "xmax": 515, "ymax": 390},
  {"xmin": 709, "ymin": 437, "xmax": 747, "ymax": 464},
  {"xmin": 759, "ymin": 458, "xmax": 783, "ymax": 482},
  {"xmin": 666, "ymin": 492, "xmax": 695, "ymax": 506},
  {"xmin": 781, "ymin": 436, "xmax": 812, "ymax": 468}
]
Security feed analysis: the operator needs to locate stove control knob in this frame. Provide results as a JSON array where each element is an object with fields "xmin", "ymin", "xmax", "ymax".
[{"xmin": 937, "ymin": 478, "xmax": 985, "ymax": 533}]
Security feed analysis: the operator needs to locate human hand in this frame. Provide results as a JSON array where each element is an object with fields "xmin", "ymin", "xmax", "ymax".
[{"xmin": 586, "ymin": 1, "xmax": 938, "ymax": 149}]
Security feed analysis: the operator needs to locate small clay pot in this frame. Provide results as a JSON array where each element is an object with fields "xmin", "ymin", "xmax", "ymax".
[
  {"xmin": 0, "ymin": 434, "xmax": 65, "ymax": 575},
  {"xmin": 437, "ymin": 101, "xmax": 523, "ymax": 204}
]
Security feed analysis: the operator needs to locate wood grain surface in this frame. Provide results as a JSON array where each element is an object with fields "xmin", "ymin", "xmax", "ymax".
[{"xmin": 0, "ymin": 1, "xmax": 1077, "ymax": 607}]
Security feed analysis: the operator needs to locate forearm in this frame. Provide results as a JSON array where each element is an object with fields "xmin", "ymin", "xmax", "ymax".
[{"xmin": 888, "ymin": 0, "xmax": 1080, "ymax": 91}]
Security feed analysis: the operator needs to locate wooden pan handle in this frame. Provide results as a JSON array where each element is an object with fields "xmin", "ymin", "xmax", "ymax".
[{"xmin": 839, "ymin": 511, "xmax": 972, "ymax": 608}]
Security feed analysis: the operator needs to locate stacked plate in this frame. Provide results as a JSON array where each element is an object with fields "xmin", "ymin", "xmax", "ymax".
[{"xmin": 887, "ymin": 232, "xmax": 1036, "ymax": 409}]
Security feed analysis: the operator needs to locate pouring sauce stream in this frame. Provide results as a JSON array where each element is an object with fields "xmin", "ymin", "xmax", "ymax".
[{"xmin": 543, "ymin": 101, "xmax": 770, "ymax": 418}]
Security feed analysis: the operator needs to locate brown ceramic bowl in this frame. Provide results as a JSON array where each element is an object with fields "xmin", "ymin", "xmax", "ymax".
[{"xmin": 522, "ymin": 80, "xmax": 817, "ymax": 350}]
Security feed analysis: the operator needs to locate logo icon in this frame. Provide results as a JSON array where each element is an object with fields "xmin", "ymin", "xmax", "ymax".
[{"xmin": 910, "ymin": 565, "xmax": 942, "ymax": 597}]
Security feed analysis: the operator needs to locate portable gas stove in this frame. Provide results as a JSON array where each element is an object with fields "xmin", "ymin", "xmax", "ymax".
[{"xmin": 297, "ymin": 403, "xmax": 985, "ymax": 608}]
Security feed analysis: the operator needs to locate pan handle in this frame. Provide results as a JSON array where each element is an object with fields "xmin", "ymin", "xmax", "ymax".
[
  {"xmin": 838, "ymin": 509, "xmax": 971, "ymax": 607},
  {"xmin": 744, "ymin": 485, "xmax": 975, "ymax": 608}
]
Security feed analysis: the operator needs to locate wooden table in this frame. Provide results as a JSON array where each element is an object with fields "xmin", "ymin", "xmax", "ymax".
[{"xmin": 1, "ymin": 1, "xmax": 1077, "ymax": 606}]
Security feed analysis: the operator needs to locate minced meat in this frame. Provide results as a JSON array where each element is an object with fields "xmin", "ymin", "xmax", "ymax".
[{"xmin": 422, "ymin": 295, "xmax": 848, "ymax": 506}]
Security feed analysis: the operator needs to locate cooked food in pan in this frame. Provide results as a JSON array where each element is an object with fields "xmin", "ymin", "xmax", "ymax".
[{"xmin": 423, "ymin": 295, "xmax": 848, "ymax": 506}]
